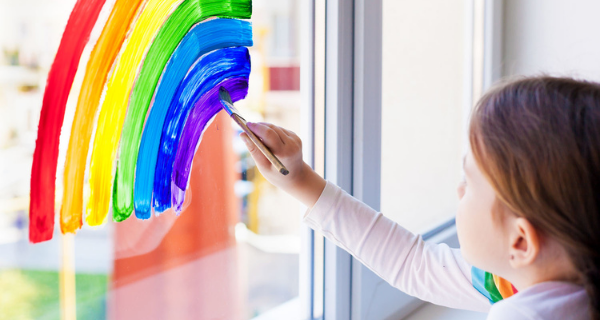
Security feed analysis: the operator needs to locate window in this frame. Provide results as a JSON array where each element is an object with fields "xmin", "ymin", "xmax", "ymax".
[
  {"xmin": 320, "ymin": 0, "xmax": 485, "ymax": 319},
  {"xmin": 1, "ymin": 0, "xmax": 492, "ymax": 318},
  {"xmin": 380, "ymin": 0, "xmax": 472, "ymax": 233},
  {"xmin": 0, "ymin": 0, "xmax": 306, "ymax": 318}
]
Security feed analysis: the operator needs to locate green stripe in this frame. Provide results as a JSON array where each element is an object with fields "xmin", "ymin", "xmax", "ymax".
[{"xmin": 484, "ymin": 272, "xmax": 504, "ymax": 303}]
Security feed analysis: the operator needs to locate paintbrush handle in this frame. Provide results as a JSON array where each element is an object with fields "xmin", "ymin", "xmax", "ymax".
[{"xmin": 233, "ymin": 114, "xmax": 290, "ymax": 176}]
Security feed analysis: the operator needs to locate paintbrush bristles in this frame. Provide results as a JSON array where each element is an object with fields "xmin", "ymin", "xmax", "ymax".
[
  {"xmin": 219, "ymin": 86, "xmax": 239, "ymax": 117},
  {"xmin": 219, "ymin": 88, "xmax": 289, "ymax": 176},
  {"xmin": 219, "ymin": 86, "xmax": 232, "ymax": 104}
]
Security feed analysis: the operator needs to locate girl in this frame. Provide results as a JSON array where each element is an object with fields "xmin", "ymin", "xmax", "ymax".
[{"xmin": 239, "ymin": 76, "xmax": 599, "ymax": 319}]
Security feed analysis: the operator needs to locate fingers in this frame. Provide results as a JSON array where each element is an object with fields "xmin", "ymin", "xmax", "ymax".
[
  {"xmin": 255, "ymin": 122, "xmax": 302, "ymax": 146},
  {"xmin": 261, "ymin": 122, "xmax": 292, "ymax": 137},
  {"xmin": 240, "ymin": 132, "xmax": 271, "ymax": 169},
  {"xmin": 281, "ymin": 127, "xmax": 302, "ymax": 146},
  {"xmin": 247, "ymin": 122, "xmax": 285, "ymax": 151},
  {"xmin": 262, "ymin": 123, "xmax": 289, "ymax": 143},
  {"xmin": 280, "ymin": 127, "xmax": 294, "ymax": 137},
  {"xmin": 244, "ymin": 122, "xmax": 302, "ymax": 161}
]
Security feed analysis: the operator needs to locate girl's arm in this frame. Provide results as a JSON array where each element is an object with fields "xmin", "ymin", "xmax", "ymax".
[
  {"xmin": 305, "ymin": 180, "xmax": 491, "ymax": 312},
  {"xmin": 240, "ymin": 122, "xmax": 491, "ymax": 312}
]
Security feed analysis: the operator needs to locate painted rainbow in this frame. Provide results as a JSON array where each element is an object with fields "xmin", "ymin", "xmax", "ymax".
[{"xmin": 29, "ymin": 0, "xmax": 253, "ymax": 243}]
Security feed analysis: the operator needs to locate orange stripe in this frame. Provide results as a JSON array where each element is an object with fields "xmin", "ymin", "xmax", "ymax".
[
  {"xmin": 61, "ymin": 0, "xmax": 147, "ymax": 233},
  {"xmin": 492, "ymin": 274, "xmax": 515, "ymax": 299}
]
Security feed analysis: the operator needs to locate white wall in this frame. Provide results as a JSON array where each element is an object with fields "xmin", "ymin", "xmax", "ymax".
[{"xmin": 502, "ymin": 0, "xmax": 600, "ymax": 81}]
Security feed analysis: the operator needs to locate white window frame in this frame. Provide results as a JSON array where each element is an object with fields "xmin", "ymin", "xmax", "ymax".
[{"xmin": 296, "ymin": 0, "xmax": 505, "ymax": 319}]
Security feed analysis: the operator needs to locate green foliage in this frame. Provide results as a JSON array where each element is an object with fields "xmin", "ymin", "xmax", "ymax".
[{"xmin": 0, "ymin": 269, "xmax": 108, "ymax": 320}]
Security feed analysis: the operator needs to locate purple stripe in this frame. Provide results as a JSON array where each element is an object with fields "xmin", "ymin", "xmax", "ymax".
[{"xmin": 171, "ymin": 78, "xmax": 249, "ymax": 213}]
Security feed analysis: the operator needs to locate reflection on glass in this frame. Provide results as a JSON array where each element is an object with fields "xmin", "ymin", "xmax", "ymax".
[{"xmin": 0, "ymin": 0, "xmax": 302, "ymax": 318}]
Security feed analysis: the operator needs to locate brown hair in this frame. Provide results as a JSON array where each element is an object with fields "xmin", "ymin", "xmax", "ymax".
[{"xmin": 470, "ymin": 76, "xmax": 600, "ymax": 319}]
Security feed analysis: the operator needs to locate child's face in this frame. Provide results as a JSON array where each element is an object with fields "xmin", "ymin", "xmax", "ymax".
[{"xmin": 456, "ymin": 151, "xmax": 509, "ymax": 274}]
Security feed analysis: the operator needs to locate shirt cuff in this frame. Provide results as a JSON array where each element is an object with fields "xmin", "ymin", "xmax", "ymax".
[{"xmin": 302, "ymin": 180, "xmax": 340, "ymax": 230}]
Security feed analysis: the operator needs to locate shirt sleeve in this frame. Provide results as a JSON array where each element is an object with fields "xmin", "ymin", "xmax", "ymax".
[
  {"xmin": 486, "ymin": 300, "xmax": 536, "ymax": 320},
  {"xmin": 303, "ymin": 181, "xmax": 492, "ymax": 313}
]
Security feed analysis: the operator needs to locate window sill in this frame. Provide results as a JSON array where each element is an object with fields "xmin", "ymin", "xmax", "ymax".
[{"xmin": 403, "ymin": 303, "xmax": 487, "ymax": 320}]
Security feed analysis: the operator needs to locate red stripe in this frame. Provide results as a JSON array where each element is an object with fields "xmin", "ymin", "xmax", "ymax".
[{"xmin": 29, "ymin": 0, "xmax": 106, "ymax": 243}]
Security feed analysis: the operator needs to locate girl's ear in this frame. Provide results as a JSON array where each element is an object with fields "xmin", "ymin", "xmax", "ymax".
[{"xmin": 508, "ymin": 217, "xmax": 540, "ymax": 269}]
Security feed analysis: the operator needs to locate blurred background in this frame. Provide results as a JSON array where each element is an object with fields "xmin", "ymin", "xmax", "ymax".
[
  {"xmin": 0, "ymin": 0, "xmax": 303, "ymax": 319},
  {"xmin": 4, "ymin": 0, "xmax": 600, "ymax": 319}
]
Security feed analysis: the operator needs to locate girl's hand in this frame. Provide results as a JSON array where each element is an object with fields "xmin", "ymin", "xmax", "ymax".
[{"xmin": 240, "ymin": 122, "xmax": 326, "ymax": 208}]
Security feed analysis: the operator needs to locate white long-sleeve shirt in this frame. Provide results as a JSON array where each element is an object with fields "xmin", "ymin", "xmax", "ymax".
[{"xmin": 303, "ymin": 181, "xmax": 589, "ymax": 320}]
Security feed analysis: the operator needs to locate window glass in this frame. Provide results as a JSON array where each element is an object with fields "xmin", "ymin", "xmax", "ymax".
[
  {"xmin": 381, "ymin": 0, "xmax": 470, "ymax": 233},
  {"xmin": 0, "ymin": 0, "xmax": 303, "ymax": 318}
]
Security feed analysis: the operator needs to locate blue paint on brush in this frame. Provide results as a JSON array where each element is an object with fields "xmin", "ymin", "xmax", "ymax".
[
  {"xmin": 150, "ymin": 46, "xmax": 251, "ymax": 215},
  {"xmin": 134, "ymin": 20, "xmax": 252, "ymax": 219}
]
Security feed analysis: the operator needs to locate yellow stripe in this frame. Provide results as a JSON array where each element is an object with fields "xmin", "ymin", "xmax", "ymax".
[
  {"xmin": 86, "ymin": 0, "xmax": 182, "ymax": 226},
  {"xmin": 492, "ymin": 273, "xmax": 515, "ymax": 299},
  {"xmin": 61, "ymin": 0, "xmax": 147, "ymax": 233}
]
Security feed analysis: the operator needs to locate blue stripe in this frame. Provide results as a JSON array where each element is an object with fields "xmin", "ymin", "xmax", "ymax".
[{"xmin": 471, "ymin": 266, "xmax": 494, "ymax": 304}]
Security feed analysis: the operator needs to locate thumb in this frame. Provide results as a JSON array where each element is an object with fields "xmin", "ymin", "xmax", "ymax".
[{"xmin": 240, "ymin": 132, "xmax": 271, "ymax": 169}]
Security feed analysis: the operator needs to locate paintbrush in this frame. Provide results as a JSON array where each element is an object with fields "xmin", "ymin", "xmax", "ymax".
[{"xmin": 219, "ymin": 87, "xmax": 290, "ymax": 176}]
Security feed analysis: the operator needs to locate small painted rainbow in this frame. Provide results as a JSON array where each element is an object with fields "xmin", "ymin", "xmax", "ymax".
[
  {"xmin": 472, "ymin": 267, "xmax": 518, "ymax": 303},
  {"xmin": 29, "ymin": 0, "xmax": 253, "ymax": 243}
]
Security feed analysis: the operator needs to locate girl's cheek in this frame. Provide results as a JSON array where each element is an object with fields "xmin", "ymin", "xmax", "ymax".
[{"xmin": 456, "ymin": 194, "xmax": 477, "ymax": 264}]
